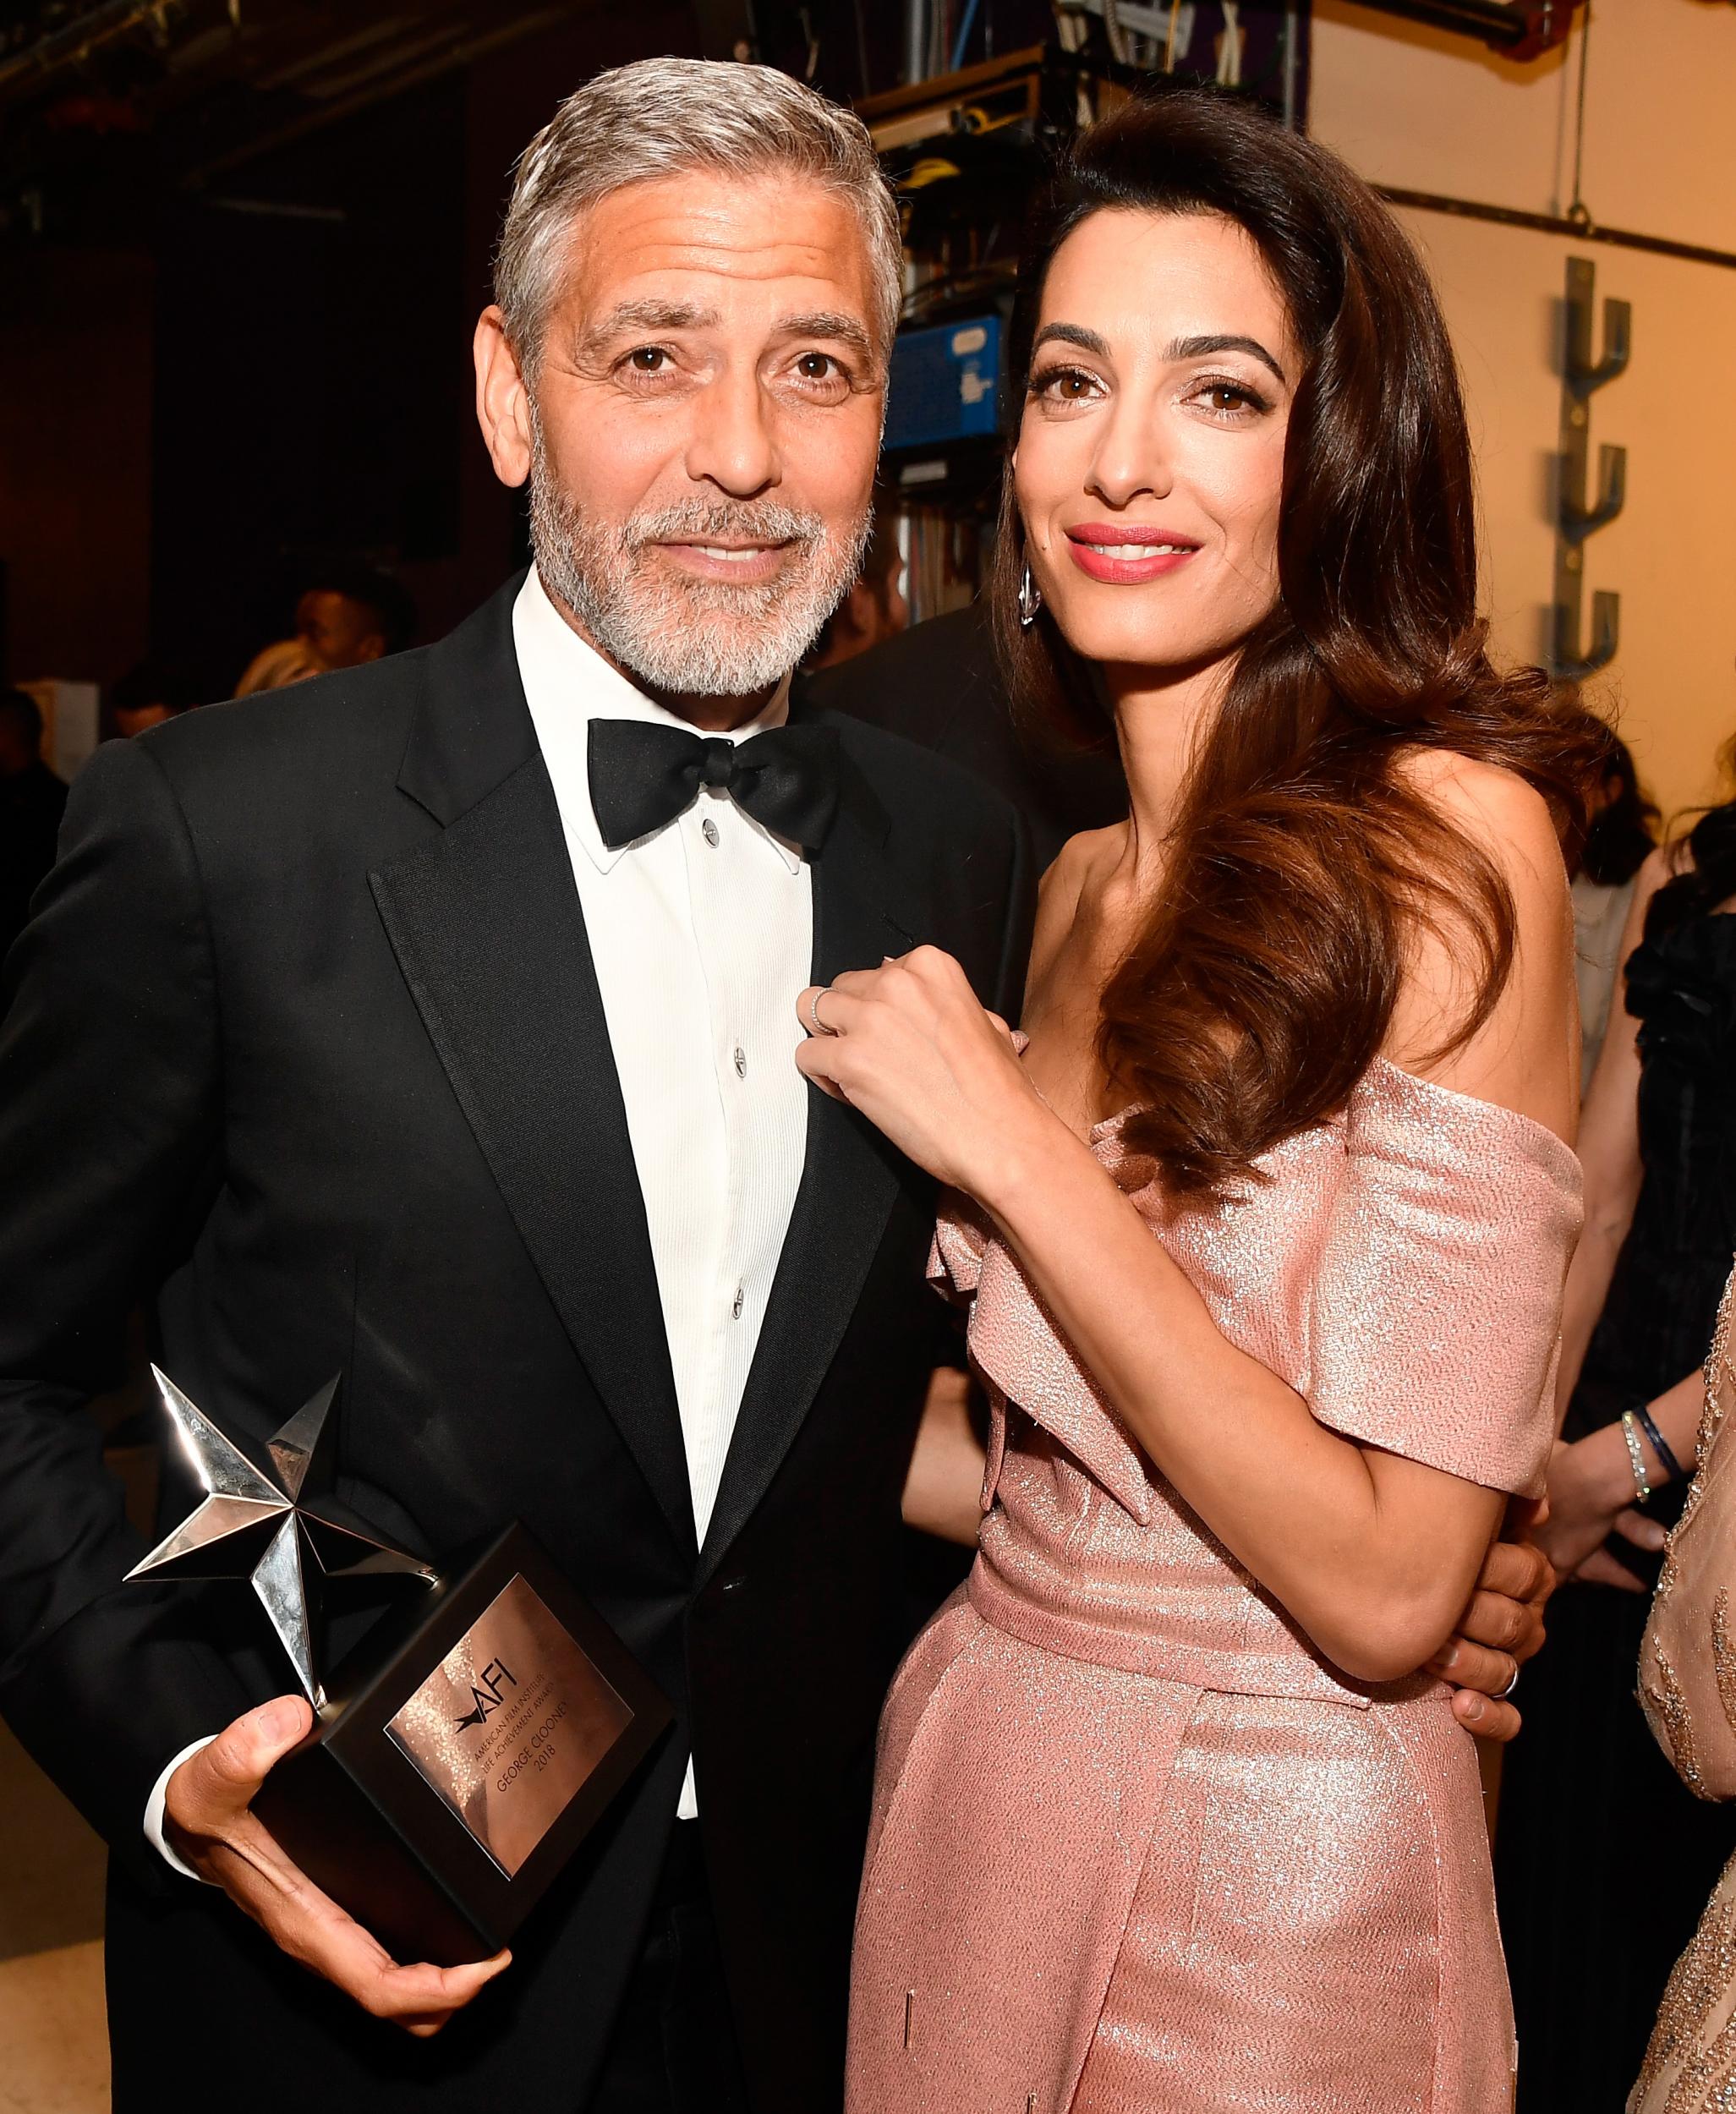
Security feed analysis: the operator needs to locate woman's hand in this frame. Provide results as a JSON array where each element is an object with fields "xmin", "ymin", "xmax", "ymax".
[
  {"xmin": 1531, "ymin": 1429, "xmax": 1668, "ymax": 1592},
  {"xmin": 797, "ymin": 948, "xmax": 1059, "ymax": 1199}
]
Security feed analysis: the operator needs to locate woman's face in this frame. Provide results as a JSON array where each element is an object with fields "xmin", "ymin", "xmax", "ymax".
[{"xmin": 1013, "ymin": 208, "xmax": 1298, "ymax": 683}]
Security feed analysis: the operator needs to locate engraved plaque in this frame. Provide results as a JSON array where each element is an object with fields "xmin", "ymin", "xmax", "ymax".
[{"xmin": 386, "ymin": 1574, "xmax": 633, "ymax": 1878}]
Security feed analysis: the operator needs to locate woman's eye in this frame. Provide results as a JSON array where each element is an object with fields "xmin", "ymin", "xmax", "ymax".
[
  {"xmin": 1193, "ymin": 379, "xmax": 1266, "ymax": 417},
  {"xmin": 1032, "ymin": 365, "xmax": 1101, "ymax": 403}
]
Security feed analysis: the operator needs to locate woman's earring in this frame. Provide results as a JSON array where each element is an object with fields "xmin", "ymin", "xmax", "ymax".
[{"xmin": 1017, "ymin": 562, "xmax": 1042, "ymax": 628}]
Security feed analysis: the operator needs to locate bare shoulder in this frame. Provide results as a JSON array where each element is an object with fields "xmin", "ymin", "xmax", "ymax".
[
  {"xmin": 1029, "ymin": 824, "xmax": 1123, "ymax": 984},
  {"xmin": 1387, "ymin": 749, "xmax": 1577, "ymax": 1136},
  {"xmin": 1394, "ymin": 748, "xmax": 1562, "ymax": 877}
]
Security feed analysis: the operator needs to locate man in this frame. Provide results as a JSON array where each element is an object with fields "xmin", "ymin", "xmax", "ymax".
[
  {"xmin": 233, "ymin": 562, "xmax": 416, "ymax": 696},
  {"xmin": 0, "ymin": 57, "xmax": 1542, "ymax": 2114},
  {"xmin": 0, "ymin": 687, "xmax": 68, "ymax": 959},
  {"xmin": 293, "ymin": 561, "xmax": 418, "ymax": 674}
]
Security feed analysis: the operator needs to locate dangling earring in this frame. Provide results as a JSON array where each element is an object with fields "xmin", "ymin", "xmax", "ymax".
[{"xmin": 1017, "ymin": 561, "xmax": 1042, "ymax": 628}]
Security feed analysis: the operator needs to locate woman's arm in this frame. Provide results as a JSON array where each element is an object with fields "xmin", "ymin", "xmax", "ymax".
[
  {"xmin": 1555, "ymin": 846, "xmax": 1675, "ymax": 1410},
  {"xmin": 801, "ymin": 763, "xmax": 1574, "ymax": 1685},
  {"xmin": 1536, "ymin": 1366, "xmax": 1705, "ymax": 1590},
  {"xmin": 901, "ymin": 1366, "xmax": 986, "ymax": 1547}
]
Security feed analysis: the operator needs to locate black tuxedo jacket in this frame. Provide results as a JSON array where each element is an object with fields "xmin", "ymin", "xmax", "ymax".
[{"xmin": 0, "ymin": 578, "xmax": 1032, "ymax": 2113}]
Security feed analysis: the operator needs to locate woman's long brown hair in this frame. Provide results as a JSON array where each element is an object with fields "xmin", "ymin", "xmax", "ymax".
[{"xmin": 990, "ymin": 89, "xmax": 1590, "ymax": 1199}]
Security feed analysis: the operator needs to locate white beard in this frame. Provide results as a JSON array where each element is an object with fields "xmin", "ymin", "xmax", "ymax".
[{"xmin": 527, "ymin": 414, "xmax": 869, "ymax": 698}]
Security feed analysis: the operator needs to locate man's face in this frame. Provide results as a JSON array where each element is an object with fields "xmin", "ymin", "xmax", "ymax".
[
  {"xmin": 296, "ymin": 590, "xmax": 386, "ymax": 672},
  {"xmin": 478, "ymin": 170, "xmax": 886, "ymax": 704}
]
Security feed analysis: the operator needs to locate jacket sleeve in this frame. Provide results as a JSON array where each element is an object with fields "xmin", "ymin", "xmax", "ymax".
[{"xmin": 0, "ymin": 736, "xmax": 249, "ymax": 1882}]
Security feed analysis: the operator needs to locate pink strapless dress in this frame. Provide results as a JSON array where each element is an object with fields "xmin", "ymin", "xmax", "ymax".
[{"xmin": 846, "ymin": 1058, "xmax": 1581, "ymax": 2114}]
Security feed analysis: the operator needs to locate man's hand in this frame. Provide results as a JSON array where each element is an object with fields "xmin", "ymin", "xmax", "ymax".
[
  {"xmin": 165, "ymin": 1696, "xmax": 511, "ymax": 2035},
  {"xmin": 1424, "ymin": 1531, "xmax": 1556, "ymax": 1743}
]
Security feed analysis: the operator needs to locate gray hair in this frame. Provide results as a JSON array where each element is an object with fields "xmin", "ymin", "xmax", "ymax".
[{"xmin": 495, "ymin": 57, "xmax": 902, "ymax": 376}]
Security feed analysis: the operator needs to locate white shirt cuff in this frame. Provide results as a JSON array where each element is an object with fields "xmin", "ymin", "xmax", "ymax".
[
  {"xmin": 145, "ymin": 1736, "xmax": 218, "ymax": 1881},
  {"xmin": 677, "ymin": 1754, "xmax": 698, "ymax": 1820}
]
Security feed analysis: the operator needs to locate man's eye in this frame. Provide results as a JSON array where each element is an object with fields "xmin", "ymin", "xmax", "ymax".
[
  {"xmin": 627, "ymin": 347, "xmax": 668, "ymax": 373},
  {"xmin": 797, "ymin": 353, "xmax": 838, "ymax": 381}
]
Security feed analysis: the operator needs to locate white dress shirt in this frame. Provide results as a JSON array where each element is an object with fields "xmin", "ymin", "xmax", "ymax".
[{"xmin": 145, "ymin": 567, "xmax": 813, "ymax": 1867}]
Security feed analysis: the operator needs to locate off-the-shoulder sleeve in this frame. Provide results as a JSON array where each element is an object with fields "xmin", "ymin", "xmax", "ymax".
[
  {"xmin": 1304, "ymin": 1060, "xmax": 1583, "ymax": 1498},
  {"xmin": 928, "ymin": 1191, "xmax": 993, "ymax": 1305}
]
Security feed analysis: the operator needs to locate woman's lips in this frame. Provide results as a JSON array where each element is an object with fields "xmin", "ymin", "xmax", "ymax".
[{"xmin": 1064, "ymin": 525, "xmax": 1201, "ymax": 584}]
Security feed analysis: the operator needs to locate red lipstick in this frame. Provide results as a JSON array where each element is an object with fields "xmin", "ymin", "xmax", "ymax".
[{"xmin": 1064, "ymin": 523, "xmax": 1201, "ymax": 584}]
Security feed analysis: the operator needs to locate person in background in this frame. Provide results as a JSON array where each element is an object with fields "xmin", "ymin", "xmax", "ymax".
[
  {"xmin": 110, "ymin": 659, "xmax": 200, "ymax": 741},
  {"xmin": 802, "ymin": 595, "xmax": 1126, "ymax": 871},
  {"xmin": 1559, "ymin": 702, "xmax": 1660, "ymax": 1084},
  {"xmin": 1628, "ymin": 1256, "xmax": 1736, "ymax": 2112},
  {"xmin": 233, "ymin": 561, "xmax": 417, "ymax": 696},
  {"xmin": 1497, "ymin": 735, "xmax": 1736, "ymax": 2111},
  {"xmin": 804, "ymin": 506, "xmax": 908, "ymax": 669},
  {"xmin": 0, "ymin": 687, "xmax": 68, "ymax": 961}
]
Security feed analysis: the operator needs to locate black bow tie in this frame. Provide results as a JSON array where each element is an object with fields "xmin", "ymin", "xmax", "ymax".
[{"xmin": 587, "ymin": 719, "xmax": 840, "ymax": 853}]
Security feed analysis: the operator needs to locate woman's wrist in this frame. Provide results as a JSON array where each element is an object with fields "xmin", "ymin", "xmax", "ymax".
[
  {"xmin": 1632, "ymin": 1398, "xmax": 1686, "ymax": 1487},
  {"xmin": 1581, "ymin": 1420, "xmax": 1645, "ymax": 1513},
  {"xmin": 970, "ymin": 1094, "xmax": 1090, "ymax": 1230}
]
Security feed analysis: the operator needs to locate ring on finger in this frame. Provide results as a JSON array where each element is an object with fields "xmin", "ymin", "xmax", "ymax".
[
  {"xmin": 808, "ymin": 988, "xmax": 839, "ymax": 1038},
  {"xmin": 1497, "ymin": 1662, "xmax": 1520, "ymax": 1701}
]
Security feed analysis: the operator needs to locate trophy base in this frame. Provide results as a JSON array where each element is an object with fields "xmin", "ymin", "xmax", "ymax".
[{"xmin": 255, "ymin": 1522, "xmax": 670, "ymax": 1967}]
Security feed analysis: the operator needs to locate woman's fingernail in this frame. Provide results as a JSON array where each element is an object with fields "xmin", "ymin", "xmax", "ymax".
[{"xmin": 1644, "ymin": 1524, "xmax": 1668, "ymax": 1550}]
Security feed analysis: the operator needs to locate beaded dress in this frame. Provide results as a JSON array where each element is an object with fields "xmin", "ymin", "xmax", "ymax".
[{"xmin": 845, "ymin": 1057, "xmax": 1580, "ymax": 2114}]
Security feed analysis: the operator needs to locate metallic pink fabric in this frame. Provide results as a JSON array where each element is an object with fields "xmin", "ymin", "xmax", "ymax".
[{"xmin": 846, "ymin": 1059, "xmax": 1581, "ymax": 2114}]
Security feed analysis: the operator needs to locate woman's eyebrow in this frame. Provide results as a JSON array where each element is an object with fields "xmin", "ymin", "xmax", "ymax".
[
  {"xmin": 1165, "ymin": 332, "xmax": 1288, "ymax": 384},
  {"xmin": 1031, "ymin": 321, "xmax": 1112, "ymax": 359}
]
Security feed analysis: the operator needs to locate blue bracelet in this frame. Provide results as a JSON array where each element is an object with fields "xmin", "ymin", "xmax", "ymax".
[{"xmin": 1635, "ymin": 1400, "xmax": 1687, "ymax": 1486}]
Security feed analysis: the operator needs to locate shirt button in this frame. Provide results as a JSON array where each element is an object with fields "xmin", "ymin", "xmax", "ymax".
[
  {"xmin": 702, "ymin": 817, "xmax": 720, "ymax": 847},
  {"xmin": 733, "ymin": 1045, "xmax": 747, "ymax": 1078},
  {"xmin": 731, "ymin": 1285, "xmax": 744, "ymax": 1320}
]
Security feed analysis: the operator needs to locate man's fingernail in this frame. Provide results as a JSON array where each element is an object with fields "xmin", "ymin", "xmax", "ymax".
[
  {"xmin": 258, "ymin": 1698, "xmax": 300, "ymax": 1743},
  {"xmin": 1462, "ymin": 1696, "xmax": 1484, "ymax": 1722},
  {"xmin": 1438, "ymin": 1642, "xmax": 1459, "ymax": 1669}
]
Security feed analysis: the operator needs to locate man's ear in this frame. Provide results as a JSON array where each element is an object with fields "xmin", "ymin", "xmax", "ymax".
[{"xmin": 474, "ymin": 305, "xmax": 533, "ymax": 489}]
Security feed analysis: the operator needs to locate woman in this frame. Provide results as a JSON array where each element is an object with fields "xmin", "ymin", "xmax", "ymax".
[
  {"xmin": 1497, "ymin": 752, "xmax": 1736, "ymax": 2109},
  {"xmin": 1626, "ymin": 1257, "xmax": 1736, "ymax": 2111},
  {"xmin": 799, "ymin": 93, "xmax": 1585, "ymax": 2111},
  {"xmin": 1559, "ymin": 705, "xmax": 1659, "ymax": 1083}
]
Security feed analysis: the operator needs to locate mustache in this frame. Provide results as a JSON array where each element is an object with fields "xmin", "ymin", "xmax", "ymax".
[{"xmin": 620, "ymin": 501, "xmax": 827, "ymax": 552}]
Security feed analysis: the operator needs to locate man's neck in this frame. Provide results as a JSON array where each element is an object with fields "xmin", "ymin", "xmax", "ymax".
[{"xmin": 541, "ymin": 575, "xmax": 788, "ymax": 734}]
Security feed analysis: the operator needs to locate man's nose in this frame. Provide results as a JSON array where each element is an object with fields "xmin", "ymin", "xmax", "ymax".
[{"xmin": 684, "ymin": 367, "xmax": 780, "ymax": 497}]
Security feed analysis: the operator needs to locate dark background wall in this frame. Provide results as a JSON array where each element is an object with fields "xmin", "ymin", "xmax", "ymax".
[{"xmin": 0, "ymin": 3, "xmax": 710, "ymax": 701}]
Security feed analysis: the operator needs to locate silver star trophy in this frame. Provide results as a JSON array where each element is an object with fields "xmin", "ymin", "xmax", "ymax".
[{"xmin": 127, "ymin": 1366, "xmax": 436, "ymax": 1706}]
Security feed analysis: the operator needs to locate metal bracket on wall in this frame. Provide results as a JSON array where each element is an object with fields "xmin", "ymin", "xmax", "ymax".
[{"xmin": 1552, "ymin": 255, "xmax": 1629, "ymax": 678}]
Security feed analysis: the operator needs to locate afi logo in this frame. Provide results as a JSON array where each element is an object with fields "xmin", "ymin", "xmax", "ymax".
[{"xmin": 452, "ymin": 1658, "xmax": 518, "ymax": 1733}]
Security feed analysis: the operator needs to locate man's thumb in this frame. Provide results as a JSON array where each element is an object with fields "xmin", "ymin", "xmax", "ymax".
[{"xmin": 202, "ymin": 1695, "xmax": 313, "ymax": 1803}]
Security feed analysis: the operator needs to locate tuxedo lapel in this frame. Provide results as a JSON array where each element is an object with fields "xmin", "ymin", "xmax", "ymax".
[
  {"xmin": 698, "ymin": 749, "xmax": 926, "ymax": 1581},
  {"xmin": 370, "ymin": 586, "xmax": 694, "ymax": 1558}
]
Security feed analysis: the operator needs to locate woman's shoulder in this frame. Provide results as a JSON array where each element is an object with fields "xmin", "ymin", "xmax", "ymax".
[
  {"xmin": 1385, "ymin": 748, "xmax": 1577, "ymax": 1139},
  {"xmin": 1028, "ymin": 824, "xmax": 1124, "ymax": 973},
  {"xmin": 1393, "ymin": 748, "xmax": 1560, "ymax": 868}
]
